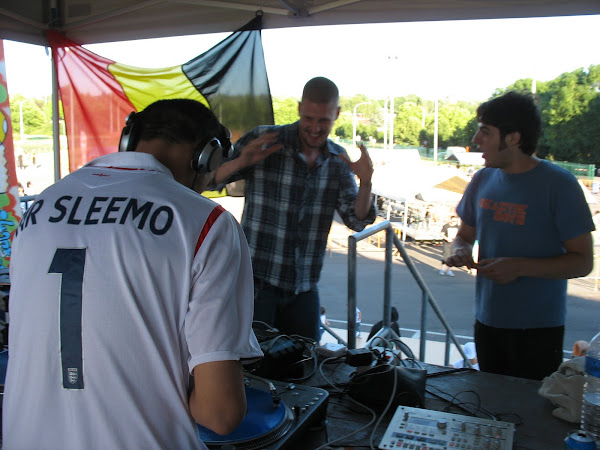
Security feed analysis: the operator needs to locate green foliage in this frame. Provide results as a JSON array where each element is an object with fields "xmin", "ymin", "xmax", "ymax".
[
  {"xmin": 272, "ymin": 97, "xmax": 299, "ymax": 125},
  {"xmin": 335, "ymin": 111, "xmax": 353, "ymax": 139},
  {"xmin": 487, "ymin": 67, "xmax": 600, "ymax": 165},
  {"xmin": 417, "ymin": 100, "xmax": 477, "ymax": 150},
  {"xmin": 10, "ymin": 94, "xmax": 56, "ymax": 137},
  {"xmin": 393, "ymin": 101, "xmax": 423, "ymax": 146},
  {"xmin": 536, "ymin": 66, "xmax": 600, "ymax": 164}
]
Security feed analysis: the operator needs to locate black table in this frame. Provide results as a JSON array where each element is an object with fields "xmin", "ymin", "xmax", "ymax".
[
  {"xmin": 0, "ymin": 356, "xmax": 576, "ymax": 449},
  {"xmin": 280, "ymin": 360, "xmax": 575, "ymax": 449}
]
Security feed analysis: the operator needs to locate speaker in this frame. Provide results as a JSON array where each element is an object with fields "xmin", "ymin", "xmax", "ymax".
[
  {"xmin": 348, "ymin": 363, "xmax": 426, "ymax": 408},
  {"xmin": 118, "ymin": 111, "xmax": 231, "ymax": 173}
]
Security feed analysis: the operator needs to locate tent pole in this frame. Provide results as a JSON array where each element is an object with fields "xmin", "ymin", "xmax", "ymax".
[{"xmin": 51, "ymin": 48, "xmax": 61, "ymax": 183}]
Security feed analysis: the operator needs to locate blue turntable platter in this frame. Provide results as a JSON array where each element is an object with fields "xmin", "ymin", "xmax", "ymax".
[{"xmin": 197, "ymin": 386, "xmax": 292, "ymax": 447}]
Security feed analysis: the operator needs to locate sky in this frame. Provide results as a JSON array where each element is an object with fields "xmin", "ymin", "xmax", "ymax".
[{"xmin": 3, "ymin": 14, "xmax": 600, "ymax": 103}]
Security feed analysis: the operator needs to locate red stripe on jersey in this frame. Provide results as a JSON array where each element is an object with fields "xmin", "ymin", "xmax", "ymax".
[
  {"xmin": 195, "ymin": 205, "xmax": 225, "ymax": 255},
  {"xmin": 104, "ymin": 166, "xmax": 158, "ymax": 171}
]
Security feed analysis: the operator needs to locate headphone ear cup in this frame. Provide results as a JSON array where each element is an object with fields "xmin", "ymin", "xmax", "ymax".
[
  {"xmin": 119, "ymin": 112, "xmax": 139, "ymax": 152},
  {"xmin": 192, "ymin": 138, "xmax": 224, "ymax": 173}
]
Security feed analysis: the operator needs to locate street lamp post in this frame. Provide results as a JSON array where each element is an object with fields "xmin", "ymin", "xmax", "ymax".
[
  {"xmin": 383, "ymin": 97, "xmax": 390, "ymax": 150},
  {"xmin": 388, "ymin": 96, "xmax": 395, "ymax": 150},
  {"xmin": 352, "ymin": 102, "xmax": 370, "ymax": 148},
  {"xmin": 433, "ymin": 98, "xmax": 439, "ymax": 162}
]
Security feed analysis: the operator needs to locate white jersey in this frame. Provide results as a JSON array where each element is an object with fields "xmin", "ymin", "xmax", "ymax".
[{"xmin": 3, "ymin": 152, "xmax": 262, "ymax": 450}]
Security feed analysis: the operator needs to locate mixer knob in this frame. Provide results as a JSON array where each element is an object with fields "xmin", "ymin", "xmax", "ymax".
[{"xmin": 437, "ymin": 419, "xmax": 447, "ymax": 430}]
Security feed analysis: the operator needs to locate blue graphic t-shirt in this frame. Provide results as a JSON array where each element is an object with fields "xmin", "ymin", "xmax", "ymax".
[{"xmin": 457, "ymin": 160, "xmax": 594, "ymax": 328}]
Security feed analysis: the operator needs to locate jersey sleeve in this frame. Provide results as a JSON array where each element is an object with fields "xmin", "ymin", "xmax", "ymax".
[{"xmin": 185, "ymin": 209, "xmax": 262, "ymax": 371}]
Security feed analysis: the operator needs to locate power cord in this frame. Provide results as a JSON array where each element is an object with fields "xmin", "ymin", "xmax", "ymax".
[
  {"xmin": 283, "ymin": 334, "xmax": 318, "ymax": 382},
  {"xmin": 426, "ymin": 384, "xmax": 504, "ymax": 421},
  {"xmin": 366, "ymin": 336, "xmax": 424, "ymax": 370},
  {"xmin": 318, "ymin": 345, "xmax": 428, "ymax": 450},
  {"xmin": 368, "ymin": 362, "xmax": 398, "ymax": 450}
]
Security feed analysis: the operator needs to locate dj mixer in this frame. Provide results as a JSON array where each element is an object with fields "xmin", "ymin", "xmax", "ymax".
[{"xmin": 378, "ymin": 405, "xmax": 515, "ymax": 449}]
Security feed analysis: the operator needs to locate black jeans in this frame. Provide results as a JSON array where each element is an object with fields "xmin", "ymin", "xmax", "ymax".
[
  {"xmin": 474, "ymin": 320, "xmax": 564, "ymax": 381},
  {"xmin": 253, "ymin": 279, "xmax": 320, "ymax": 342}
]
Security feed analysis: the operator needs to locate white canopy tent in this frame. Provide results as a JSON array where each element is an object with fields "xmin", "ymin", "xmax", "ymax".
[
  {"xmin": 371, "ymin": 150, "xmax": 470, "ymax": 242},
  {"xmin": 2, "ymin": 1, "xmax": 600, "ymax": 46},
  {"xmin": 446, "ymin": 152, "xmax": 485, "ymax": 167}
]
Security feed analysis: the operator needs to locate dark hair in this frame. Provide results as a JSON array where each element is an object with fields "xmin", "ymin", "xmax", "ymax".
[
  {"xmin": 136, "ymin": 99, "xmax": 231, "ymax": 152},
  {"xmin": 476, "ymin": 91, "xmax": 541, "ymax": 155},
  {"xmin": 302, "ymin": 77, "xmax": 339, "ymax": 104}
]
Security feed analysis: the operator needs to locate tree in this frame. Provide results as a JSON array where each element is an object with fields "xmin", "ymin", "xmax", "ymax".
[
  {"xmin": 419, "ymin": 100, "xmax": 476, "ymax": 150},
  {"xmin": 9, "ymin": 94, "xmax": 53, "ymax": 137},
  {"xmin": 272, "ymin": 96, "xmax": 299, "ymax": 125},
  {"xmin": 393, "ymin": 101, "xmax": 422, "ymax": 146},
  {"xmin": 488, "ymin": 68, "xmax": 600, "ymax": 165},
  {"xmin": 537, "ymin": 66, "xmax": 600, "ymax": 164},
  {"xmin": 334, "ymin": 110, "xmax": 353, "ymax": 139}
]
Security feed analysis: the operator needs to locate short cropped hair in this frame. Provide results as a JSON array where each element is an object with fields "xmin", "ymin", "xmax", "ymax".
[
  {"xmin": 302, "ymin": 77, "xmax": 339, "ymax": 105},
  {"xmin": 476, "ymin": 91, "xmax": 541, "ymax": 155},
  {"xmin": 137, "ymin": 99, "xmax": 231, "ymax": 152}
]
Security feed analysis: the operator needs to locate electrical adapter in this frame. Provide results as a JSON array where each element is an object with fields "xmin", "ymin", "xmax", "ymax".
[{"xmin": 345, "ymin": 348, "xmax": 374, "ymax": 367}]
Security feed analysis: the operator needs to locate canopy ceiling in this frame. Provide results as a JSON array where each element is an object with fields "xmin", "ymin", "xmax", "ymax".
[{"xmin": 2, "ymin": 0, "xmax": 600, "ymax": 46}]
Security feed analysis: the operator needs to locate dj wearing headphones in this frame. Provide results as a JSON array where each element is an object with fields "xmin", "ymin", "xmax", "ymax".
[
  {"xmin": 119, "ymin": 98, "xmax": 233, "ymax": 191},
  {"xmin": 3, "ymin": 99, "xmax": 263, "ymax": 449}
]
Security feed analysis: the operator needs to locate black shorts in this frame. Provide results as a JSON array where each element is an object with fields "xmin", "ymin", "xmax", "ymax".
[{"xmin": 474, "ymin": 320, "xmax": 564, "ymax": 381}]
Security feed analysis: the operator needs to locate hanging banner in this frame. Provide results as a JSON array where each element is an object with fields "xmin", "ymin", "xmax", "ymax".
[
  {"xmin": 0, "ymin": 40, "xmax": 23, "ymax": 276},
  {"xmin": 47, "ymin": 16, "xmax": 274, "ymax": 175}
]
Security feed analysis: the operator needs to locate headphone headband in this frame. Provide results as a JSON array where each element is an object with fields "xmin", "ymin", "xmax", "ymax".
[{"xmin": 118, "ymin": 111, "xmax": 229, "ymax": 174}]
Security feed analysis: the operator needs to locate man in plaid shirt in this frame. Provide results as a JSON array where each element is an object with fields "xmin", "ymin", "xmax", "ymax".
[{"xmin": 213, "ymin": 77, "xmax": 376, "ymax": 341}]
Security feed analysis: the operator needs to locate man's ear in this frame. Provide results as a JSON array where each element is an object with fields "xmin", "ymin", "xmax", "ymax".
[{"xmin": 506, "ymin": 131, "xmax": 521, "ymax": 148}]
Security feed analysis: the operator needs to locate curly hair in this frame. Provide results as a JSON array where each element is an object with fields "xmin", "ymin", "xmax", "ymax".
[{"xmin": 476, "ymin": 91, "xmax": 541, "ymax": 155}]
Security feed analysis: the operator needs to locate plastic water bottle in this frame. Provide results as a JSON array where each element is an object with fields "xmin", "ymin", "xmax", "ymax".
[{"xmin": 582, "ymin": 331, "xmax": 600, "ymax": 446}]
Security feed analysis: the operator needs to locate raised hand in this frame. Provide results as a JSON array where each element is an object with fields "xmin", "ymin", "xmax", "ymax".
[
  {"xmin": 238, "ymin": 131, "xmax": 282, "ymax": 167},
  {"xmin": 339, "ymin": 143, "xmax": 373, "ymax": 184}
]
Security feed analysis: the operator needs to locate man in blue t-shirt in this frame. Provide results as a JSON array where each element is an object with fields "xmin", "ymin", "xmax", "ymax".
[{"xmin": 446, "ymin": 91, "xmax": 594, "ymax": 381}]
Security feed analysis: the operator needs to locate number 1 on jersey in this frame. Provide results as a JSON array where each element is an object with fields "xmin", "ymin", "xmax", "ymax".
[{"xmin": 49, "ymin": 248, "xmax": 87, "ymax": 390}]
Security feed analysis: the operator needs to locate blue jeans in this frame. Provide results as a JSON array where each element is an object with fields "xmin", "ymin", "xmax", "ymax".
[{"xmin": 253, "ymin": 280, "xmax": 320, "ymax": 341}]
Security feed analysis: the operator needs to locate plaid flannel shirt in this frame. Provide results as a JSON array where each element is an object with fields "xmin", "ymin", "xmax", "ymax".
[{"xmin": 225, "ymin": 121, "xmax": 376, "ymax": 293}]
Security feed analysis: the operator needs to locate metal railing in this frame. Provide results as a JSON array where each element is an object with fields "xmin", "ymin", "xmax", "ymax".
[
  {"xmin": 19, "ymin": 195, "xmax": 37, "ymax": 213},
  {"xmin": 345, "ymin": 220, "xmax": 472, "ymax": 367}
]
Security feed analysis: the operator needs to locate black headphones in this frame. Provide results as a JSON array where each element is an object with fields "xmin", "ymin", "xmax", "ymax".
[
  {"xmin": 118, "ymin": 112, "xmax": 139, "ymax": 153},
  {"xmin": 118, "ymin": 111, "xmax": 230, "ymax": 173}
]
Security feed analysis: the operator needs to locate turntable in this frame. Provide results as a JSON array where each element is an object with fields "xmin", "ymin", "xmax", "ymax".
[{"xmin": 197, "ymin": 375, "xmax": 329, "ymax": 449}]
